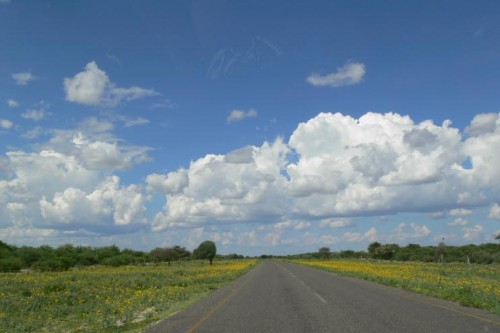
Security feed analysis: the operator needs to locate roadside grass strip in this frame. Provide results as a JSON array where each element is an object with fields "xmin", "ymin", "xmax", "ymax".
[
  {"xmin": 294, "ymin": 260, "xmax": 499, "ymax": 315},
  {"xmin": 0, "ymin": 260, "xmax": 256, "ymax": 332}
]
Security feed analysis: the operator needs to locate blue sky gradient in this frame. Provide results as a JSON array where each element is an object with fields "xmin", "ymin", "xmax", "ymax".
[{"xmin": 1, "ymin": 1, "xmax": 499, "ymax": 255}]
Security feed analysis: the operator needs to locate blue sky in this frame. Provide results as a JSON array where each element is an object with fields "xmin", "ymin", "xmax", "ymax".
[{"xmin": 1, "ymin": 0, "xmax": 499, "ymax": 255}]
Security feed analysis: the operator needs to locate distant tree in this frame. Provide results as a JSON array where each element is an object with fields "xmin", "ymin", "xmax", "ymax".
[
  {"xmin": 318, "ymin": 247, "xmax": 331, "ymax": 259},
  {"xmin": 194, "ymin": 241, "xmax": 217, "ymax": 265},
  {"xmin": 150, "ymin": 247, "xmax": 175, "ymax": 265},
  {"xmin": 172, "ymin": 245, "xmax": 191, "ymax": 260},
  {"xmin": 373, "ymin": 244, "xmax": 400, "ymax": 260},
  {"xmin": 495, "ymin": 233, "xmax": 500, "ymax": 241},
  {"xmin": 367, "ymin": 242, "xmax": 381, "ymax": 256},
  {"xmin": 17, "ymin": 246, "xmax": 42, "ymax": 267},
  {"xmin": 150, "ymin": 245, "xmax": 190, "ymax": 265},
  {"xmin": 225, "ymin": 253, "xmax": 244, "ymax": 259},
  {"xmin": 95, "ymin": 245, "xmax": 120, "ymax": 263},
  {"xmin": 340, "ymin": 250, "xmax": 357, "ymax": 258}
]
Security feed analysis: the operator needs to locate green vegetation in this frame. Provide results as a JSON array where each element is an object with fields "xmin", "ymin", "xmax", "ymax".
[
  {"xmin": 275, "ymin": 242, "xmax": 500, "ymax": 264},
  {"xmin": 0, "ymin": 240, "xmax": 243, "ymax": 273},
  {"xmin": 0, "ymin": 259, "xmax": 257, "ymax": 332},
  {"xmin": 193, "ymin": 240, "xmax": 217, "ymax": 265}
]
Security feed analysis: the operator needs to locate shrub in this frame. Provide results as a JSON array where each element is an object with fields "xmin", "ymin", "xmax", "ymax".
[{"xmin": 0, "ymin": 257, "xmax": 22, "ymax": 272}]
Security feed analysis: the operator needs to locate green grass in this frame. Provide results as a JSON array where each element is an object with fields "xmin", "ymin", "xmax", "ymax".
[{"xmin": 0, "ymin": 260, "xmax": 256, "ymax": 332}]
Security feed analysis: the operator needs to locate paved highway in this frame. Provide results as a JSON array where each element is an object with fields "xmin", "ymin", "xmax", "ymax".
[{"xmin": 145, "ymin": 261, "xmax": 500, "ymax": 332}]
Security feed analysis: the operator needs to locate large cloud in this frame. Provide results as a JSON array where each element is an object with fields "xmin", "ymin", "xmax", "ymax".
[
  {"xmin": 0, "ymin": 117, "xmax": 150, "ymax": 235},
  {"xmin": 64, "ymin": 61, "xmax": 157, "ymax": 106},
  {"xmin": 150, "ymin": 111, "xmax": 499, "ymax": 230},
  {"xmin": 286, "ymin": 112, "xmax": 482, "ymax": 217},
  {"xmin": 40, "ymin": 176, "xmax": 146, "ymax": 228},
  {"xmin": 462, "ymin": 113, "xmax": 500, "ymax": 188},
  {"xmin": 151, "ymin": 139, "xmax": 289, "ymax": 229}
]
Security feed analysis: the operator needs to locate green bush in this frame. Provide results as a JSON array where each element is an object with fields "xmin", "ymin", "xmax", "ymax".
[
  {"xmin": 0, "ymin": 257, "xmax": 22, "ymax": 272},
  {"xmin": 102, "ymin": 254, "xmax": 137, "ymax": 266},
  {"xmin": 31, "ymin": 258, "xmax": 70, "ymax": 272}
]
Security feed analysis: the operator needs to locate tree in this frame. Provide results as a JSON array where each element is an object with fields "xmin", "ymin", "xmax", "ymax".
[
  {"xmin": 150, "ymin": 247, "xmax": 177, "ymax": 265},
  {"xmin": 194, "ymin": 241, "xmax": 217, "ymax": 265},
  {"xmin": 318, "ymin": 247, "xmax": 331, "ymax": 259},
  {"xmin": 373, "ymin": 244, "xmax": 400, "ymax": 260},
  {"xmin": 367, "ymin": 242, "xmax": 381, "ymax": 256},
  {"xmin": 172, "ymin": 245, "xmax": 191, "ymax": 260}
]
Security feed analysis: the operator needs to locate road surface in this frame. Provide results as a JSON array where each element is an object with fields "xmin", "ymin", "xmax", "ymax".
[{"xmin": 145, "ymin": 261, "xmax": 499, "ymax": 332}]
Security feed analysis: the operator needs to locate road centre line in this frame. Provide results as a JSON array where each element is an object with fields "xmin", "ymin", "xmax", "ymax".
[
  {"xmin": 314, "ymin": 292, "xmax": 328, "ymax": 304},
  {"xmin": 279, "ymin": 263, "xmax": 328, "ymax": 304}
]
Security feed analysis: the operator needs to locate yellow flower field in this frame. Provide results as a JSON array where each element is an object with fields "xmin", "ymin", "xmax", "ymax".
[
  {"xmin": 294, "ymin": 259, "xmax": 499, "ymax": 314},
  {"xmin": 0, "ymin": 260, "xmax": 256, "ymax": 332}
]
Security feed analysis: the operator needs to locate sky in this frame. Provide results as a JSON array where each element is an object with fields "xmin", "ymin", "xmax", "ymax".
[{"xmin": 0, "ymin": 0, "xmax": 499, "ymax": 255}]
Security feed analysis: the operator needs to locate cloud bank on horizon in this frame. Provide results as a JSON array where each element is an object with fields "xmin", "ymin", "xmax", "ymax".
[{"xmin": 1, "ymin": 65, "xmax": 499, "ymax": 249}]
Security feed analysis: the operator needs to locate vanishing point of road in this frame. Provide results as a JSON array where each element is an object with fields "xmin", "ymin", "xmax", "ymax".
[{"xmin": 145, "ymin": 261, "xmax": 500, "ymax": 333}]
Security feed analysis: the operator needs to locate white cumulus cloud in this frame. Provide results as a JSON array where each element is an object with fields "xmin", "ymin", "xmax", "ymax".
[
  {"xmin": 22, "ymin": 109, "xmax": 47, "ymax": 121},
  {"xmin": 462, "ymin": 113, "xmax": 500, "ymax": 188},
  {"xmin": 307, "ymin": 62, "xmax": 365, "ymax": 87},
  {"xmin": 488, "ymin": 204, "xmax": 500, "ymax": 220},
  {"xmin": 0, "ymin": 117, "xmax": 152, "ymax": 236},
  {"xmin": 448, "ymin": 218, "xmax": 469, "ymax": 227},
  {"xmin": 391, "ymin": 223, "xmax": 431, "ymax": 241},
  {"xmin": 12, "ymin": 72, "xmax": 37, "ymax": 85},
  {"xmin": 147, "ymin": 111, "xmax": 500, "ymax": 231},
  {"xmin": 343, "ymin": 227, "xmax": 378, "ymax": 243},
  {"xmin": 151, "ymin": 138, "xmax": 289, "ymax": 230},
  {"xmin": 7, "ymin": 99, "xmax": 19, "ymax": 108},
  {"xmin": 463, "ymin": 224, "xmax": 484, "ymax": 240},
  {"xmin": 449, "ymin": 208, "xmax": 472, "ymax": 216},
  {"xmin": 227, "ymin": 108, "xmax": 258, "ymax": 123},
  {"xmin": 465, "ymin": 113, "xmax": 499, "ymax": 137},
  {"xmin": 40, "ymin": 176, "xmax": 146, "ymax": 227},
  {"xmin": 0, "ymin": 119, "xmax": 13, "ymax": 129},
  {"xmin": 64, "ymin": 61, "xmax": 156, "ymax": 106},
  {"xmin": 320, "ymin": 218, "xmax": 354, "ymax": 229},
  {"xmin": 286, "ymin": 112, "xmax": 477, "ymax": 218}
]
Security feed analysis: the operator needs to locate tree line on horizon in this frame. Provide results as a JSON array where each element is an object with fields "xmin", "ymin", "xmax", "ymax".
[
  {"xmin": 1, "ymin": 239, "xmax": 499, "ymax": 273},
  {"xmin": 295, "ymin": 241, "xmax": 499, "ymax": 264},
  {"xmin": 0, "ymin": 240, "xmax": 222, "ymax": 273}
]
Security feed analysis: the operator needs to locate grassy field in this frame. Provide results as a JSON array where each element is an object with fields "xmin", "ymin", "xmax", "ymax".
[
  {"xmin": 0, "ymin": 259, "xmax": 256, "ymax": 332},
  {"xmin": 294, "ymin": 259, "xmax": 499, "ymax": 315}
]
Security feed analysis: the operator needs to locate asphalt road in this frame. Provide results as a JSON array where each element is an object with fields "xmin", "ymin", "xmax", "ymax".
[{"xmin": 145, "ymin": 261, "xmax": 500, "ymax": 333}]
